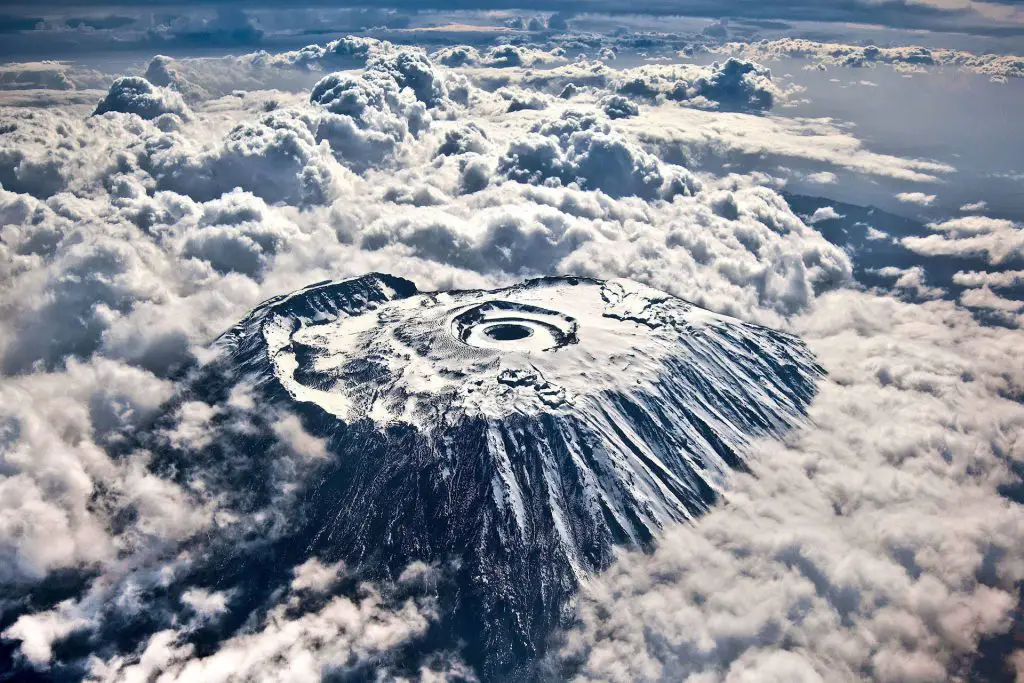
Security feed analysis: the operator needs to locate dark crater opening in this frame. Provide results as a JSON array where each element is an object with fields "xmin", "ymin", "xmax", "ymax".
[
  {"xmin": 484, "ymin": 323, "xmax": 533, "ymax": 341},
  {"xmin": 453, "ymin": 300, "xmax": 579, "ymax": 349}
]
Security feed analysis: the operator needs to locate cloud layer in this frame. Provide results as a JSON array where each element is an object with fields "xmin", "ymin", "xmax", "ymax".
[
  {"xmin": 557, "ymin": 290, "xmax": 1024, "ymax": 682},
  {"xmin": 0, "ymin": 30, "xmax": 1021, "ymax": 682}
]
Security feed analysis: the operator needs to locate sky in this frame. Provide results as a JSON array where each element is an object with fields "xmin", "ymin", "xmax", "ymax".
[
  {"xmin": 2, "ymin": 0, "xmax": 1024, "ymax": 33},
  {"xmin": 0, "ymin": 3, "xmax": 1023, "ymax": 683}
]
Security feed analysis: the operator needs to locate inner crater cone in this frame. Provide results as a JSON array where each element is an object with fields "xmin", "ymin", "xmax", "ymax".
[
  {"xmin": 452, "ymin": 298, "xmax": 578, "ymax": 354},
  {"xmin": 484, "ymin": 323, "xmax": 533, "ymax": 341},
  {"xmin": 203, "ymin": 272, "xmax": 824, "ymax": 679}
]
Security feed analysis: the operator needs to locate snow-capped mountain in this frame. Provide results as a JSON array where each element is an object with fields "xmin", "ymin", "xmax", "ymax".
[{"xmin": 176, "ymin": 273, "xmax": 823, "ymax": 679}]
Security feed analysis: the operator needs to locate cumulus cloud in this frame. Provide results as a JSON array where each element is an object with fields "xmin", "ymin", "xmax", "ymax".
[
  {"xmin": 180, "ymin": 588, "xmax": 231, "ymax": 620},
  {"xmin": 722, "ymin": 38, "xmax": 1024, "ymax": 82},
  {"xmin": 433, "ymin": 45, "xmax": 482, "ymax": 68},
  {"xmin": 178, "ymin": 189, "xmax": 306, "ymax": 276},
  {"xmin": 434, "ymin": 123, "xmax": 490, "ymax": 157},
  {"xmin": 0, "ymin": 358, "xmax": 204, "ymax": 584},
  {"xmin": 960, "ymin": 200, "xmax": 988, "ymax": 212},
  {"xmin": 87, "ymin": 566, "xmax": 442, "ymax": 683},
  {"xmin": 953, "ymin": 269, "xmax": 1024, "ymax": 289},
  {"xmin": 895, "ymin": 191, "xmax": 936, "ymax": 206},
  {"xmin": 5, "ymin": 601, "xmax": 93, "ymax": 668},
  {"xmin": 137, "ymin": 36, "xmax": 393, "ymax": 101},
  {"xmin": 614, "ymin": 59, "xmax": 780, "ymax": 112},
  {"xmin": 500, "ymin": 87, "xmax": 549, "ymax": 112},
  {"xmin": 869, "ymin": 265, "xmax": 944, "ymax": 300},
  {"xmin": 807, "ymin": 206, "xmax": 843, "ymax": 224},
  {"xmin": 460, "ymin": 57, "xmax": 782, "ymax": 113},
  {"xmin": 0, "ymin": 61, "xmax": 109, "ymax": 92},
  {"xmin": 804, "ymin": 171, "xmax": 837, "ymax": 184},
  {"xmin": 903, "ymin": 216, "xmax": 1024, "ymax": 265},
  {"xmin": 690, "ymin": 58, "xmax": 778, "ymax": 111},
  {"xmin": 433, "ymin": 44, "xmax": 565, "ymax": 70},
  {"xmin": 310, "ymin": 73, "xmax": 424, "ymax": 170},
  {"xmin": 481, "ymin": 44, "xmax": 564, "ymax": 68},
  {"xmin": 94, "ymin": 77, "xmax": 191, "ymax": 120},
  {"xmin": 599, "ymin": 94, "xmax": 639, "ymax": 119},
  {"xmin": 960, "ymin": 286, "xmax": 1024, "ymax": 313},
  {"xmin": 304, "ymin": 48, "xmax": 470, "ymax": 173},
  {"xmin": 130, "ymin": 46, "xmax": 471, "ymax": 205},
  {"xmin": 494, "ymin": 109, "xmax": 700, "ymax": 201},
  {"xmin": 290, "ymin": 557, "xmax": 345, "ymax": 593}
]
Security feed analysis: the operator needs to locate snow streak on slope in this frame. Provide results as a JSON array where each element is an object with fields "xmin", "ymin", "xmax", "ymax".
[{"xmin": 209, "ymin": 273, "xmax": 823, "ymax": 677}]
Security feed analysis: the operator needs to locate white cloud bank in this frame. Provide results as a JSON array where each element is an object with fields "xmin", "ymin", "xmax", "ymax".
[
  {"xmin": 903, "ymin": 216, "xmax": 1024, "ymax": 264},
  {"xmin": 557, "ymin": 290, "xmax": 1024, "ymax": 682},
  {"xmin": 721, "ymin": 39, "xmax": 1024, "ymax": 83},
  {"xmin": 954, "ymin": 269, "xmax": 1024, "ymax": 289},
  {"xmin": 87, "ymin": 564, "xmax": 444, "ymax": 683},
  {"xmin": 895, "ymin": 191, "xmax": 936, "ymax": 206},
  {"xmin": 93, "ymin": 77, "xmax": 192, "ymax": 120}
]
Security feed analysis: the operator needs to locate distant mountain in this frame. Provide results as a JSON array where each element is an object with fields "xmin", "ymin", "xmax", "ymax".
[{"xmin": 786, "ymin": 192, "xmax": 1024, "ymax": 305}]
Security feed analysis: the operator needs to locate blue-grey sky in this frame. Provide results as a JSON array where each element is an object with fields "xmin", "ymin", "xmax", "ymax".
[{"xmin": 2, "ymin": 0, "xmax": 1024, "ymax": 36}]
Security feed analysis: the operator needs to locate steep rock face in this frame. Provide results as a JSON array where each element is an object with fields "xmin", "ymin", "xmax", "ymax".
[{"xmin": 171, "ymin": 274, "xmax": 822, "ymax": 680}]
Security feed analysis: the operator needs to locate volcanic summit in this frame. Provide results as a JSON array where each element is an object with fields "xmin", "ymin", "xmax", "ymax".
[{"xmin": 166, "ymin": 273, "xmax": 823, "ymax": 678}]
